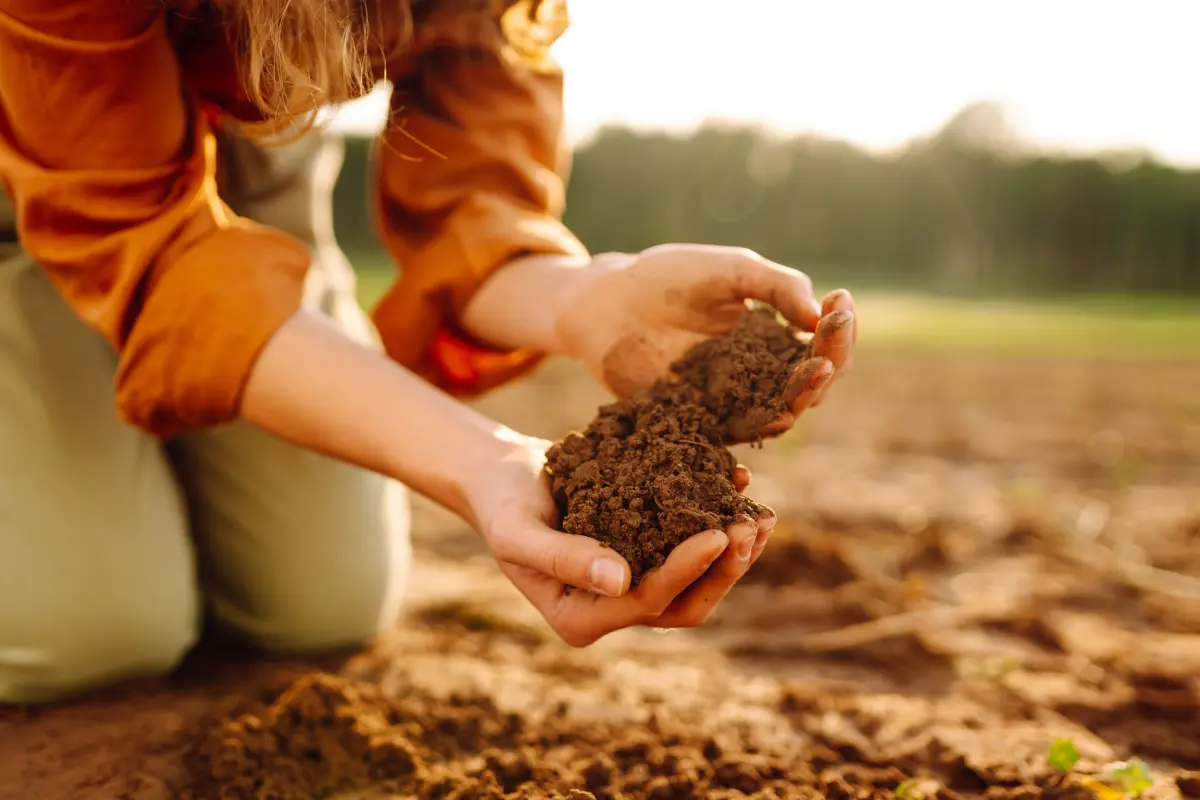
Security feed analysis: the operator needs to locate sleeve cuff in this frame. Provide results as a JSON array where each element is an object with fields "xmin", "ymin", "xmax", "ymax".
[
  {"xmin": 113, "ymin": 223, "xmax": 310, "ymax": 437},
  {"xmin": 373, "ymin": 205, "xmax": 586, "ymax": 396},
  {"xmin": 429, "ymin": 326, "xmax": 545, "ymax": 396}
]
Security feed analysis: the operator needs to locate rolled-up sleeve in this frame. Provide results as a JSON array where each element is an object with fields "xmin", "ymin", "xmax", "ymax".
[
  {"xmin": 0, "ymin": 0, "xmax": 310, "ymax": 438},
  {"xmin": 372, "ymin": 0, "xmax": 586, "ymax": 395}
]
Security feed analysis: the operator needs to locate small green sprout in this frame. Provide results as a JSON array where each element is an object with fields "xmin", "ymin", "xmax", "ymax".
[
  {"xmin": 894, "ymin": 779, "xmax": 923, "ymax": 800},
  {"xmin": 1047, "ymin": 738, "xmax": 1081, "ymax": 773},
  {"xmin": 1103, "ymin": 758, "xmax": 1153, "ymax": 797}
]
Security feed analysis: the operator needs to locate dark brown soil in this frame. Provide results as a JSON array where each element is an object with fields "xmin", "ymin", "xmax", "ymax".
[
  {"xmin": 185, "ymin": 671, "xmax": 831, "ymax": 800},
  {"xmin": 544, "ymin": 307, "xmax": 808, "ymax": 581},
  {"xmin": 184, "ymin": 664, "xmax": 999, "ymax": 800}
]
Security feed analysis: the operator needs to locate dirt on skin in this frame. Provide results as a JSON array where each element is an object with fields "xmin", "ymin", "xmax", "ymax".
[
  {"xmin": 545, "ymin": 307, "xmax": 808, "ymax": 582},
  {"xmin": 4, "ymin": 350, "xmax": 1200, "ymax": 800}
]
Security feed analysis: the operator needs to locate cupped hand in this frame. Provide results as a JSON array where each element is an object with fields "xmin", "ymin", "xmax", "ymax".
[
  {"xmin": 555, "ymin": 244, "xmax": 857, "ymax": 441},
  {"xmin": 467, "ymin": 432, "xmax": 773, "ymax": 647}
]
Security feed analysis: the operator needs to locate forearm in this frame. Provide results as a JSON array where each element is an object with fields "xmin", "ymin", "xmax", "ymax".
[
  {"xmin": 240, "ymin": 309, "xmax": 518, "ymax": 528},
  {"xmin": 460, "ymin": 252, "xmax": 622, "ymax": 355}
]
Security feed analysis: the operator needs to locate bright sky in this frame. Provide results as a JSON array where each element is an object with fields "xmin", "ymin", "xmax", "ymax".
[{"xmin": 333, "ymin": 0, "xmax": 1200, "ymax": 166}]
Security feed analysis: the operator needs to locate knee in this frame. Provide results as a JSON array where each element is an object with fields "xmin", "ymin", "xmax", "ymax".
[
  {"xmin": 260, "ymin": 567, "xmax": 408, "ymax": 655},
  {"xmin": 213, "ymin": 484, "xmax": 412, "ymax": 655},
  {"xmin": 0, "ymin": 585, "xmax": 198, "ymax": 705},
  {"xmin": 219, "ymin": 544, "xmax": 411, "ymax": 655}
]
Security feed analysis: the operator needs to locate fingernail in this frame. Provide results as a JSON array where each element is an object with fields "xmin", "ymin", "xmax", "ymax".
[
  {"xmin": 820, "ymin": 309, "xmax": 853, "ymax": 334},
  {"xmin": 758, "ymin": 515, "xmax": 777, "ymax": 533},
  {"xmin": 588, "ymin": 558, "xmax": 627, "ymax": 597},
  {"xmin": 737, "ymin": 530, "xmax": 756, "ymax": 561}
]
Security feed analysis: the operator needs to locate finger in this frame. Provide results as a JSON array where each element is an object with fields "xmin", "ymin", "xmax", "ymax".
[
  {"xmin": 754, "ymin": 411, "xmax": 794, "ymax": 441},
  {"xmin": 629, "ymin": 530, "xmax": 730, "ymax": 615},
  {"xmin": 496, "ymin": 559, "xmax": 578, "ymax": 626},
  {"xmin": 779, "ymin": 357, "xmax": 834, "ymax": 422},
  {"xmin": 820, "ymin": 291, "xmax": 859, "ymax": 410},
  {"xmin": 733, "ymin": 464, "xmax": 752, "ymax": 493},
  {"xmin": 821, "ymin": 289, "xmax": 858, "ymax": 367},
  {"xmin": 810, "ymin": 306, "xmax": 854, "ymax": 409},
  {"xmin": 550, "ymin": 530, "xmax": 729, "ymax": 646},
  {"xmin": 755, "ymin": 358, "xmax": 832, "ymax": 440},
  {"xmin": 759, "ymin": 358, "xmax": 835, "ymax": 431},
  {"xmin": 655, "ymin": 519, "xmax": 760, "ymax": 628},
  {"xmin": 821, "ymin": 288, "xmax": 854, "ymax": 317},
  {"xmin": 725, "ymin": 408, "xmax": 784, "ymax": 444},
  {"xmin": 748, "ymin": 514, "xmax": 776, "ymax": 567},
  {"xmin": 720, "ymin": 250, "xmax": 822, "ymax": 332},
  {"xmin": 809, "ymin": 309, "xmax": 854, "ymax": 374},
  {"xmin": 491, "ymin": 521, "xmax": 631, "ymax": 598}
]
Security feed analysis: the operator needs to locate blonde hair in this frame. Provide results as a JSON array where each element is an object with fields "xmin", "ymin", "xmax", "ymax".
[{"xmin": 207, "ymin": 0, "xmax": 558, "ymax": 132}]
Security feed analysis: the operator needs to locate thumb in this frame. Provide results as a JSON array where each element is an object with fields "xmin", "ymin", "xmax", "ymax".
[
  {"xmin": 725, "ymin": 251, "xmax": 823, "ymax": 332},
  {"xmin": 491, "ymin": 520, "xmax": 632, "ymax": 598}
]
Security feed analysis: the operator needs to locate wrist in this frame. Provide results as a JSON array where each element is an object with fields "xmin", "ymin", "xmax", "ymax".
[
  {"xmin": 241, "ymin": 310, "xmax": 542, "ymax": 537},
  {"xmin": 548, "ymin": 251, "xmax": 634, "ymax": 360},
  {"xmin": 461, "ymin": 252, "xmax": 632, "ymax": 357},
  {"xmin": 378, "ymin": 405, "xmax": 522, "ymax": 532},
  {"xmin": 453, "ymin": 426, "xmax": 548, "ymax": 539}
]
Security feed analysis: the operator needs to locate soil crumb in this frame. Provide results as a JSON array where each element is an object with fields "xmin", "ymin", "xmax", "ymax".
[{"xmin": 545, "ymin": 307, "xmax": 809, "ymax": 581}]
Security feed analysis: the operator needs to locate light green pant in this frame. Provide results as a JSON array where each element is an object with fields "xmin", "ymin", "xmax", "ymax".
[{"xmin": 0, "ymin": 128, "xmax": 411, "ymax": 704}]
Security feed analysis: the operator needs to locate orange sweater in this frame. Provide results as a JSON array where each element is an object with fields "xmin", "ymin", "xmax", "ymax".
[{"xmin": 0, "ymin": 0, "xmax": 585, "ymax": 438}]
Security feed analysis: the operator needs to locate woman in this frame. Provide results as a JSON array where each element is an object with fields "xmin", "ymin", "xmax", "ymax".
[{"xmin": 0, "ymin": 0, "xmax": 856, "ymax": 703}]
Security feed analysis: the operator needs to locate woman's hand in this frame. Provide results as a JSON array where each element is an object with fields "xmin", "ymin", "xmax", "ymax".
[
  {"xmin": 466, "ymin": 432, "xmax": 774, "ymax": 647},
  {"xmin": 462, "ymin": 245, "xmax": 857, "ymax": 442},
  {"xmin": 555, "ymin": 245, "xmax": 856, "ymax": 440}
]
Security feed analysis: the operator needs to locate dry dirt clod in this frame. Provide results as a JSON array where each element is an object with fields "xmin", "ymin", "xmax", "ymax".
[{"xmin": 545, "ymin": 306, "xmax": 810, "ymax": 582}]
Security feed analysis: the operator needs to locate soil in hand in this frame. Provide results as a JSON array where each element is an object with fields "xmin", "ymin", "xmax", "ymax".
[{"xmin": 545, "ymin": 306, "xmax": 809, "ymax": 582}]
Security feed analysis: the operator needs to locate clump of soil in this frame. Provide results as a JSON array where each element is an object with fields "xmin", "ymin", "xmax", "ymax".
[
  {"xmin": 545, "ymin": 307, "xmax": 809, "ymax": 582},
  {"xmin": 185, "ymin": 669, "xmax": 846, "ymax": 800},
  {"xmin": 670, "ymin": 305, "xmax": 811, "ymax": 438}
]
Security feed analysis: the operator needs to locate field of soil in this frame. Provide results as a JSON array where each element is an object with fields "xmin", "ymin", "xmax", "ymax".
[{"xmin": 3, "ymin": 346, "xmax": 1199, "ymax": 799}]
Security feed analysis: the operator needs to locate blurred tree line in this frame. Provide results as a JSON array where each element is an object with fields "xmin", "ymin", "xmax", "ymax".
[{"xmin": 333, "ymin": 102, "xmax": 1199, "ymax": 295}]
